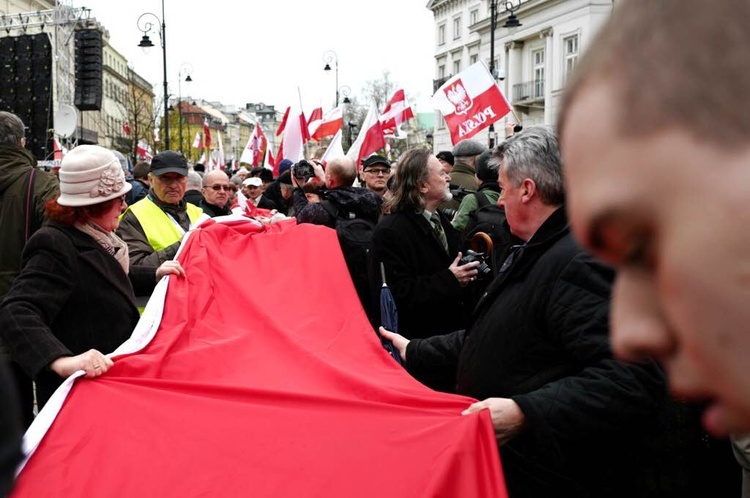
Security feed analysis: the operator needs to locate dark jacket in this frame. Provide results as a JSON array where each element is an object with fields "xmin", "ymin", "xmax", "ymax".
[
  {"xmin": 0, "ymin": 223, "xmax": 157, "ymax": 407},
  {"xmin": 125, "ymin": 179, "xmax": 149, "ymax": 206},
  {"xmin": 406, "ymin": 207, "xmax": 665, "ymax": 498},
  {"xmin": 253, "ymin": 194, "xmax": 276, "ymax": 211},
  {"xmin": 199, "ymin": 199, "xmax": 231, "ymax": 217},
  {"xmin": 371, "ymin": 209, "xmax": 471, "ymax": 391},
  {"xmin": 183, "ymin": 189, "xmax": 204, "ymax": 207},
  {"xmin": 0, "ymin": 146, "xmax": 59, "ymax": 299},
  {"xmin": 448, "ymin": 159, "xmax": 476, "ymax": 191},
  {"xmin": 262, "ymin": 180, "xmax": 289, "ymax": 215},
  {"xmin": 294, "ymin": 186, "xmax": 381, "ymax": 228}
]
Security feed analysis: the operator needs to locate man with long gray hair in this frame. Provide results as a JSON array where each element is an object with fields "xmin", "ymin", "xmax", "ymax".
[{"xmin": 382, "ymin": 127, "xmax": 665, "ymax": 498}]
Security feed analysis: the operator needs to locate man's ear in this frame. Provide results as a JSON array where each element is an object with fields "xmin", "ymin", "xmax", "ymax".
[{"xmin": 520, "ymin": 178, "xmax": 536, "ymax": 203}]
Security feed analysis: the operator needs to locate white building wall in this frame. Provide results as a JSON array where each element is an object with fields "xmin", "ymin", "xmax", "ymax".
[{"xmin": 428, "ymin": 0, "xmax": 614, "ymax": 151}]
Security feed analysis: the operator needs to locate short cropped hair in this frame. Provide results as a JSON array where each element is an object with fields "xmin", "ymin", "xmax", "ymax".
[
  {"xmin": 559, "ymin": 0, "xmax": 750, "ymax": 148},
  {"xmin": 0, "ymin": 111, "xmax": 25, "ymax": 148},
  {"xmin": 493, "ymin": 126, "xmax": 564, "ymax": 206},
  {"xmin": 132, "ymin": 161, "xmax": 150, "ymax": 180}
]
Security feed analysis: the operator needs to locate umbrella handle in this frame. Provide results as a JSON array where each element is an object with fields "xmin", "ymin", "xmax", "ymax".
[{"xmin": 380, "ymin": 261, "xmax": 387, "ymax": 286}]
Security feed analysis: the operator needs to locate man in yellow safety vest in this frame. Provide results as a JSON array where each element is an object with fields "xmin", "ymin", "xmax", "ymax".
[{"xmin": 117, "ymin": 151, "xmax": 205, "ymax": 267}]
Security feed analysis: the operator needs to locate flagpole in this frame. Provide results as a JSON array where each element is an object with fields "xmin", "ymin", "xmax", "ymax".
[{"xmin": 298, "ymin": 86, "xmax": 310, "ymax": 159}]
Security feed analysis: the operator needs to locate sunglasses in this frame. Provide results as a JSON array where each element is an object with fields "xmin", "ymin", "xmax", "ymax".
[{"xmin": 208, "ymin": 184, "xmax": 231, "ymax": 192}]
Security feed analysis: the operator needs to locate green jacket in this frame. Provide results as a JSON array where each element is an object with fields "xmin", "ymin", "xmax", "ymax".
[
  {"xmin": 451, "ymin": 188, "xmax": 501, "ymax": 232},
  {"xmin": 0, "ymin": 146, "xmax": 59, "ymax": 299}
]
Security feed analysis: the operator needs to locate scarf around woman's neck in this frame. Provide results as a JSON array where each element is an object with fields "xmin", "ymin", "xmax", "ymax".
[{"xmin": 74, "ymin": 221, "xmax": 130, "ymax": 274}]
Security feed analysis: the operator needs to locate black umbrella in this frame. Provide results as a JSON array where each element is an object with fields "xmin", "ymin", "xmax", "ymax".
[{"xmin": 379, "ymin": 262, "xmax": 405, "ymax": 366}]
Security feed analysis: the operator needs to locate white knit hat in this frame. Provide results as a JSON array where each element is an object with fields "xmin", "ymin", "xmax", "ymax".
[{"xmin": 57, "ymin": 145, "xmax": 132, "ymax": 207}]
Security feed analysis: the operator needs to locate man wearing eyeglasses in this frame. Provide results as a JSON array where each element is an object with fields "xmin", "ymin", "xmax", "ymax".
[
  {"xmin": 117, "ymin": 151, "xmax": 205, "ymax": 267},
  {"xmin": 360, "ymin": 155, "xmax": 392, "ymax": 199},
  {"xmin": 199, "ymin": 170, "xmax": 232, "ymax": 217}
]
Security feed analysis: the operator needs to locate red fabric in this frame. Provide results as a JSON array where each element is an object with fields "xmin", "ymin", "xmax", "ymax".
[
  {"xmin": 203, "ymin": 118, "xmax": 212, "ymax": 150},
  {"xmin": 12, "ymin": 221, "xmax": 506, "ymax": 498},
  {"xmin": 306, "ymin": 107, "xmax": 323, "ymax": 127},
  {"xmin": 311, "ymin": 107, "xmax": 343, "ymax": 142},
  {"xmin": 355, "ymin": 119, "xmax": 385, "ymax": 166},
  {"xmin": 276, "ymin": 106, "xmax": 290, "ymax": 136}
]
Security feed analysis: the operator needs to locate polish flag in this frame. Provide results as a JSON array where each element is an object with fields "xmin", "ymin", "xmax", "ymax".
[
  {"xmin": 136, "ymin": 140, "xmax": 153, "ymax": 160},
  {"xmin": 277, "ymin": 107, "xmax": 307, "ymax": 172},
  {"xmin": 203, "ymin": 118, "xmax": 212, "ymax": 150},
  {"xmin": 216, "ymin": 130, "xmax": 226, "ymax": 170},
  {"xmin": 346, "ymin": 101, "xmax": 385, "ymax": 168},
  {"xmin": 276, "ymin": 106, "xmax": 290, "ymax": 137},
  {"xmin": 197, "ymin": 151, "xmax": 206, "ymax": 165},
  {"xmin": 431, "ymin": 60, "xmax": 511, "ymax": 144},
  {"xmin": 240, "ymin": 123, "xmax": 268, "ymax": 167},
  {"xmin": 320, "ymin": 129, "xmax": 344, "ymax": 166},
  {"xmin": 310, "ymin": 106, "xmax": 343, "ymax": 142},
  {"xmin": 192, "ymin": 131, "xmax": 203, "ymax": 149},
  {"xmin": 122, "ymin": 122, "xmax": 131, "ymax": 137},
  {"xmin": 265, "ymin": 145, "xmax": 275, "ymax": 172},
  {"xmin": 380, "ymin": 89, "xmax": 414, "ymax": 139},
  {"xmin": 306, "ymin": 107, "xmax": 323, "ymax": 130}
]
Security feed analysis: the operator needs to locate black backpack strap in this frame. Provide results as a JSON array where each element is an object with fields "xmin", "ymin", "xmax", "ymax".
[
  {"xmin": 319, "ymin": 199, "xmax": 339, "ymax": 219},
  {"xmin": 23, "ymin": 168, "xmax": 38, "ymax": 243},
  {"xmin": 474, "ymin": 191, "xmax": 491, "ymax": 209}
]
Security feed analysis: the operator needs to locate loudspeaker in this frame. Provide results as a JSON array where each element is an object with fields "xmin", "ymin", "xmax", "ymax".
[{"xmin": 74, "ymin": 29, "xmax": 103, "ymax": 111}]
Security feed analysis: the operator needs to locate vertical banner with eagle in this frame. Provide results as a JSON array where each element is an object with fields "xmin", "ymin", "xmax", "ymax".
[{"xmin": 431, "ymin": 60, "xmax": 511, "ymax": 144}]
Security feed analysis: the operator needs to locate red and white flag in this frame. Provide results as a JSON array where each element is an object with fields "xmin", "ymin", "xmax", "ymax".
[
  {"xmin": 276, "ymin": 107, "xmax": 307, "ymax": 174},
  {"xmin": 122, "ymin": 121, "xmax": 131, "ymax": 137},
  {"xmin": 136, "ymin": 140, "xmax": 153, "ymax": 160},
  {"xmin": 432, "ymin": 60, "xmax": 511, "ymax": 144},
  {"xmin": 346, "ymin": 101, "xmax": 385, "ymax": 168},
  {"xmin": 192, "ymin": 131, "xmax": 203, "ymax": 149},
  {"xmin": 310, "ymin": 106, "xmax": 343, "ymax": 142},
  {"xmin": 276, "ymin": 106, "xmax": 290, "ymax": 137},
  {"xmin": 380, "ymin": 89, "xmax": 414, "ymax": 139},
  {"xmin": 216, "ymin": 130, "xmax": 226, "ymax": 170},
  {"xmin": 240, "ymin": 123, "xmax": 268, "ymax": 167},
  {"xmin": 203, "ymin": 118, "xmax": 212, "ymax": 150},
  {"xmin": 320, "ymin": 129, "xmax": 345, "ymax": 166},
  {"xmin": 306, "ymin": 107, "xmax": 323, "ymax": 130}
]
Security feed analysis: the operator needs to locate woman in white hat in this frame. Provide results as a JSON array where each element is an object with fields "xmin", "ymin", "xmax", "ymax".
[{"xmin": 0, "ymin": 145, "xmax": 184, "ymax": 410}]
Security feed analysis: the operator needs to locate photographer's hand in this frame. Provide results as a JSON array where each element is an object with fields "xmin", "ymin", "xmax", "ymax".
[
  {"xmin": 449, "ymin": 252, "xmax": 480, "ymax": 286},
  {"xmin": 312, "ymin": 161, "xmax": 326, "ymax": 184},
  {"xmin": 290, "ymin": 165, "xmax": 305, "ymax": 188}
]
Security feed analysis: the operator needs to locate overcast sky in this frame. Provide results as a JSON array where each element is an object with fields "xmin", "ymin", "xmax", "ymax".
[{"xmin": 75, "ymin": 0, "xmax": 436, "ymax": 114}]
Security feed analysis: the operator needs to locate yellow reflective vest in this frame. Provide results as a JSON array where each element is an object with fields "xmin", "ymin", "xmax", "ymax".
[{"xmin": 126, "ymin": 197, "xmax": 204, "ymax": 251}]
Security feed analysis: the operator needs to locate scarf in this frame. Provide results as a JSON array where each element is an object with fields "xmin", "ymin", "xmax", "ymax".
[{"xmin": 74, "ymin": 221, "xmax": 130, "ymax": 274}]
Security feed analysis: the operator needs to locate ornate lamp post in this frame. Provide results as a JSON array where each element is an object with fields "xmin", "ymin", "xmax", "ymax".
[
  {"xmin": 177, "ymin": 62, "xmax": 193, "ymax": 156},
  {"xmin": 323, "ymin": 50, "xmax": 339, "ymax": 107},
  {"xmin": 137, "ymin": 0, "xmax": 170, "ymax": 150}
]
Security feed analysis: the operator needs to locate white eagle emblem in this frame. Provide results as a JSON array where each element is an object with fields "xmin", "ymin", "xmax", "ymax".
[{"xmin": 445, "ymin": 80, "xmax": 472, "ymax": 115}]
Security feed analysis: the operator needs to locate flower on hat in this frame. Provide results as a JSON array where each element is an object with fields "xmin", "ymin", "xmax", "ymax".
[{"xmin": 90, "ymin": 163, "xmax": 125, "ymax": 198}]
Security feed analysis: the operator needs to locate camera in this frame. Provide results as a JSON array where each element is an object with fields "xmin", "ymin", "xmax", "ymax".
[
  {"xmin": 439, "ymin": 207, "xmax": 457, "ymax": 220},
  {"xmin": 459, "ymin": 250, "xmax": 492, "ymax": 279},
  {"xmin": 449, "ymin": 185, "xmax": 474, "ymax": 202},
  {"xmin": 293, "ymin": 160, "xmax": 315, "ymax": 181}
]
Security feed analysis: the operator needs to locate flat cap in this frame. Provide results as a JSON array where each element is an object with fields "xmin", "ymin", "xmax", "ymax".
[{"xmin": 452, "ymin": 139, "xmax": 488, "ymax": 158}]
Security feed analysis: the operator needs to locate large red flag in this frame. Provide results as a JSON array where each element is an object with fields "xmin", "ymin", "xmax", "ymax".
[
  {"xmin": 380, "ymin": 89, "xmax": 414, "ymax": 138},
  {"xmin": 240, "ymin": 123, "xmax": 268, "ymax": 167},
  {"xmin": 432, "ymin": 60, "xmax": 511, "ymax": 145},
  {"xmin": 276, "ymin": 106, "xmax": 290, "ymax": 137},
  {"xmin": 346, "ymin": 101, "xmax": 385, "ymax": 168},
  {"xmin": 306, "ymin": 107, "xmax": 323, "ymax": 128},
  {"xmin": 12, "ymin": 219, "xmax": 506, "ymax": 498},
  {"xmin": 310, "ymin": 106, "xmax": 343, "ymax": 141}
]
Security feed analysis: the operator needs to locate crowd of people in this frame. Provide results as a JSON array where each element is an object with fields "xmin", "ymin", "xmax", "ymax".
[{"xmin": 1, "ymin": 0, "xmax": 750, "ymax": 495}]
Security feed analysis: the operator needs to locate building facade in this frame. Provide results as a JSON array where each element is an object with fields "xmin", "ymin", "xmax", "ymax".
[{"xmin": 427, "ymin": 0, "xmax": 613, "ymax": 151}]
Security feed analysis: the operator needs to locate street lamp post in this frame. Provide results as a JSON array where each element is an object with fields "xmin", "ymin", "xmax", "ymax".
[
  {"xmin": 177, "ymin": 62, "xmax": 193, "ymax": 156},
  {"xmin": 488, "ymin": 1, "xmax": 523, "ymax": 147},
  {"xmin": 338, "ymin": 85, "xmax": 351, "ymax": 105},
  {"xmin": 137, "ymin": 0, "xmax": 170, "ymax": 150},
  {"xmin": 323, "ymin": 50, "xmax": 339, "ymax": 107}
]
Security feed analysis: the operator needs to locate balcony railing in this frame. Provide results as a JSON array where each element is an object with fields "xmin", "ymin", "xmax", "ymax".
[{"xmin": 512, "ymin": 80, "xmax": 545, "ymax": 103}]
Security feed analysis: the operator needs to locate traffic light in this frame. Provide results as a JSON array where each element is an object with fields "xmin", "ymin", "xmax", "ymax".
[{"xmin": 74, "ymin": 28, "xmax": 103, "ymax": 111}]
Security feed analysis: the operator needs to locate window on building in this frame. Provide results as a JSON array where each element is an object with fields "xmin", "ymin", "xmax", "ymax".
[
  {"xmin": 470, "ymin": 9, "xmax": 478, "ymax": 25},
  {"xmin": 453, "ymin": 16, "xmax": 462, "ymax": 39},
  {"xmin": 437, "ymin": 110, "xmax": 445, "ymax": 130},
  {"xmin": 453, "ymin": 60, "xmax": 461, "ymax": 75},
  {"xmin": 533, "ymin": 49, "xmax": 545, "ymax": 98},
  {"xmin": 438, "ymin": 65, "xmax": 446, "ymax": 79},
  {"xmin": 563, "ymin": 34, "xmax": 579, "ymax": 79},
  {"xmin": 470, "ymin": 54, "xmax": 478, "ymax": 65},
  {"xmin": 438, "ymin": 24, "xmax": 446, "ymax": 45}
]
